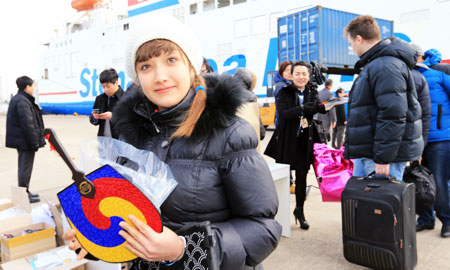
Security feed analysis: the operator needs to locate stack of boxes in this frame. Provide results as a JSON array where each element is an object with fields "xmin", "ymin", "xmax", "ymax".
[
  {"xmin": 1, "ymin": 222, "xmax": 56, "ymax": 262},
  {"xmin": 0, "ymin": 187, "xmax": 130, "ymax": 270},
  {"xmin": 0, "ymin": 187, "xmax": 87, "ymax": 269}
]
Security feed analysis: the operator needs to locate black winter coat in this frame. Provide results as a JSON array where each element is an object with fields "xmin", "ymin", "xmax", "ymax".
[
  {"xmin": 412, "ymin": 68, "xmax": 431, "ymax": 147},
  {"xmin": 113, "ymin": 74, "xmax": 281, "ymax": 270},
  {"xmin": 6, "ymin": 91, "xmax": 45, "ymax": 150},
  {"xmin": 344, "ymin": 38, "xmax": 424, "ymax": 164},
  {"xmin": 335, "ymin": 104, "xmax": 347, "ymax": 126},
  {"xmin": 89, "ymin": 86, "xmax": 124, "ymax": 138},
  {"xmin": 265, "ymin": 84, "xmax": 325, "ymax": 169},
  {"xmin": 431, "ymin": 63, "xmax": 450, "ymax": 75}
]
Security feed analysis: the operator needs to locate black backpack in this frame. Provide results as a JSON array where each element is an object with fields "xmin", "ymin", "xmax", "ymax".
[{"xmin": 403, "ymin": 161, "xmax": 436, "ymax": 212}]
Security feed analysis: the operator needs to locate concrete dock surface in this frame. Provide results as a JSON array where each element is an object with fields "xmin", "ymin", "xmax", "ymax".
[{"xmin": 0, "ymin": 115, "xmax": 448, "ymax": 269}]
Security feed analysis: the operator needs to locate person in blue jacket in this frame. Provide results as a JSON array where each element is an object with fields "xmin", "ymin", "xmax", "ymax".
[
  {"xmin": 415, "ymin": 48, "xmax": 450, "ymax": 238},
  {"xmin": 423, "ymin": 48, "xmax": 450, "ymax": 75},
  {"xmin": 273, "ymin": 60, "xmax": 292, "ymax": 127}
]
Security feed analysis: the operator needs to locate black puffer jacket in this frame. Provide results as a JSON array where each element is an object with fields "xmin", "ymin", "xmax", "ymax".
[
  {"xmin": 344, "ymin": 38, "xmax": 423, "ymax": 164},
  {"xmin": 412, "ymin": 68, "xmax": 431, "ymax": 147},
  {"xmin": 6, "ymin": 91, "xmax": 45, "ymax": 150},
  {"xmin": 431, "ymin": 63, "xmax": 450, "ymax": 75},
  {"xmin": 113, "ymin": 74, "xmax": 281, "ymax": 270},
  {"xmin": 89, "ymin": 86, "xmax": 124, "ymax": 138}
]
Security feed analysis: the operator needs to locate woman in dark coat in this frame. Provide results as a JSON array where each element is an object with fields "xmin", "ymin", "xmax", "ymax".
[
  {"xmin": 265, "ymin": 61, "xmax": 325, "ymax": 230},
  {"xmin": 64, "ymin": 15, "xmax": 281, "ymax": 270}
]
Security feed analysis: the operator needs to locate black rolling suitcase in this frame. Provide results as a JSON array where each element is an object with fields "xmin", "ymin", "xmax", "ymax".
[{"xmin": 341, "ymin": 174, "xmax": 417, "ymax": 270}]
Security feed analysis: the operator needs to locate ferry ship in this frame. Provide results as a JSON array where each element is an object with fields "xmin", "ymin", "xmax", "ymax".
[{"xmin": 37, "ymin": 0, "xmax": 450, "ymax": 116}]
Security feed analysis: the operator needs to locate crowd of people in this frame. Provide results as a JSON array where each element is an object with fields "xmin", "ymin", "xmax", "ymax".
[
  {"xmin": 3, "ymin": 12, "xmax": 449, "ymax": 270},
  {"xmin": 266, "ymin": 15, "xmax": 450, "ymax": 241}
]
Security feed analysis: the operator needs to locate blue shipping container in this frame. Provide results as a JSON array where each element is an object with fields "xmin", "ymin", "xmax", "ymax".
[{"xmin": 278, "ymin": 6, "xmax": 393, "ymax": 70}]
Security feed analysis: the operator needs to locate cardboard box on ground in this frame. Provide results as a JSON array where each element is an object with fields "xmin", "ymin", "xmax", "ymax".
[
  {"xmin": 2, "ymin": 247, "xmax": 130, "ymax": 270},
  {"xmin": 0, "ymin": 187, "xmax": 129, "ymax": 270},
  {"xmin": 0, "ymin": 222, "xmax": 56, "ymax": 262},
  {"xmin": 1, "ymin": 246, "xmax": 88, "ymax": 270}
]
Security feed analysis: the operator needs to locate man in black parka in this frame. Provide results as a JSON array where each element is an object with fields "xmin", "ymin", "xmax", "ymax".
[
  {"xmin": 6, "ymin": 76, "xmax": 45, "ymax": 203},
  {"xmin": 89, "ymin": 68, "xmax": 124, "ymax": 138},
  {"xmin": 343, "ymin": 15, "xmax": 423, "ymax": 180}
]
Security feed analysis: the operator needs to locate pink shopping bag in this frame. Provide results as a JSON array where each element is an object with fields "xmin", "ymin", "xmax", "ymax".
[{"xmin": 313, "ymin": 143, "xmax": 353, "ymax": 202}]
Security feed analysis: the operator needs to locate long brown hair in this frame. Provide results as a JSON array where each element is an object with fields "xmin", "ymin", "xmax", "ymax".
[{"xmin": 134, "ymin": 39, "xmax": 207, "ymax": 138}]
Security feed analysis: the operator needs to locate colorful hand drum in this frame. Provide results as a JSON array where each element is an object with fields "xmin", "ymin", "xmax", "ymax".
[{"xmin": 45, "ymin": 128, "xmax": 162, "ymax": 263}]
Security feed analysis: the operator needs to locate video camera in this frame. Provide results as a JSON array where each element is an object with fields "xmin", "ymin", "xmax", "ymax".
[{"xmin": 306, "ymin": 61, "xmax": 327, "ymax": 91}]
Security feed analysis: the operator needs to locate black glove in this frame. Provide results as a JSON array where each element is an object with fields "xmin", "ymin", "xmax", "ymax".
[
  {"xmin": 303, "ymin": 103, "xmax": 318, "ymax": 115},
  {"xmin": 318, "ymin": 104, "xmax": 326, "ymax": 113},
  {"xmin": 32, "ymin": 145, "xmax": 39, "ymax": 152},
  {"xmin": 303, "ymin": 103, "xmax": 326, "ymax": 115}
]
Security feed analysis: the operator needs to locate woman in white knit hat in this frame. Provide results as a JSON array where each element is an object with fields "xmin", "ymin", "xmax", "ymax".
[{"xmin": 64, "ymin": 15, "xmax": 281, "ymax": 270}]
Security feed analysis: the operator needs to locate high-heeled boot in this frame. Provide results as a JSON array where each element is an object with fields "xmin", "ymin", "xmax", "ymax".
[{"xmin": 293, "ymin": 207, "xmax": 309, "ymax": 230}]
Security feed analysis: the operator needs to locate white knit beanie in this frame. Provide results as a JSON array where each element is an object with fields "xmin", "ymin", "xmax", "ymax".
[{"xmin": 126, "ymin": 15, "xmax": 203, "ymax": 80}]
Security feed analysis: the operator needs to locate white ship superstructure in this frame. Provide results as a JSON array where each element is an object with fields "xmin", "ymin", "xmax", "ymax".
[{"xmin": 37, "ymin": 0, "xmax": 450, "ymax": 115}]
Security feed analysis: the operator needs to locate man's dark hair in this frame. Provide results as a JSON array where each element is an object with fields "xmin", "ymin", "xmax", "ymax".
[
  {"xmin": 336, "ymin": 88, "xmax": 345, "ymax": 94},
  {"xmin": 16, "ymin": 76, "xmax": 34, "ymax": 91},
  {"xmin": 344, "ymin": 15, "xmax": 381, "ymax": 41},
  {"xmin": 325, "ymin": 79, "xmax": 333, "ymax": 87},
  {"xmin": 99, "ymin": 68, "xmax": 119, "ymax": 84},
  {"xmin": 290, "ymin": 61, "xmax": 311, "ymax": 75},
  {"xmin": 202, "ymin": 57, "xmax": 214, "ymax": 73}
]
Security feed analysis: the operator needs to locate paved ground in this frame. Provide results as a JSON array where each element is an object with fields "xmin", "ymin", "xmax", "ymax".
[{"xmin": 0, "ymin": 115, "xmax": 449, "ymax": 269}]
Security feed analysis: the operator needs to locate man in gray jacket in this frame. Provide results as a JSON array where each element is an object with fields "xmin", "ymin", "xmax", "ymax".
[{"xmin": 317, "ymin": 79, "xmax": 336, "ymax": 142}]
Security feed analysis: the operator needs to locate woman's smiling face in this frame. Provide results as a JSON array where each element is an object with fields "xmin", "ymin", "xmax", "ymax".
[
  {"xmin": 135, "ymin": 43, "xmax": 192, "ymax": 110},
  {"xmin": 292, "ymin": 65, "xmax": 310, "ymax": 90}
]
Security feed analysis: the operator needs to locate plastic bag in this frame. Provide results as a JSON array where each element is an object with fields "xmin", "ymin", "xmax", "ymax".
[
  {"xmin": 31, "ymin": 203, "xmax": 56, "ymax": 228},
  {"xmin": 0, "ymin": 206, "xmax": 28, "ymax": 221},
  {"xmin": 27, "ymin": 246, "xmax": 77, "ymax": 270},
  {"xmin": 313, "ymin": 143, "xmax": 353, "ymax": 202},
  {"xmin": 78, "ymin": 137, "xmax": 177, "ymax": 208}
]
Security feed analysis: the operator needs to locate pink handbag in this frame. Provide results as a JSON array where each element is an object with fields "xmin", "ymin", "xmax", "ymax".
[{"xmin": 313, "ymin": 143, "xmax": 353, "ymax": 202}]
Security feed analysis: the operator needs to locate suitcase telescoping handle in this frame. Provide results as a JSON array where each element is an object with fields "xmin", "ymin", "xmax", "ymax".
[
  {"xmin": 363, "ymin": 172, "xmax": 400, "ymax": 192},
  {"xmin": 366, "ymin": 171, "xmax": 397, "ymax": 181}
]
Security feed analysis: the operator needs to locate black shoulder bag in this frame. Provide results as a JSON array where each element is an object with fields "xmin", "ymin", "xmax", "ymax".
[{"xmin": 403, "ymin": 161, "xmax": 436, "ymax": 212}]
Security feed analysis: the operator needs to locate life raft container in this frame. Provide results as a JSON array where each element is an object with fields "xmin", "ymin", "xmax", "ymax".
[{"xmin": 71, "ymin": 0, "xmax": 101, "ymax": 11}]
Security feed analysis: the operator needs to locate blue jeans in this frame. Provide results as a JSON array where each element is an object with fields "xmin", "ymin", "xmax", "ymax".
[
  {"xmin": 417, "ymin": 141, "xmax": 450, "ymax": 226},
  {"xmin": 353, "ymin": 158, "xmax": 406, "ymax": 181}
]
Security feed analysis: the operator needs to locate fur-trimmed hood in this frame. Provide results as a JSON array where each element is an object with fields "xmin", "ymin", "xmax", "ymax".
[{"xmin": 113, "ymin": 73, "xmax": 251, "ymax": 146}]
